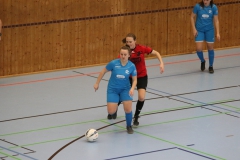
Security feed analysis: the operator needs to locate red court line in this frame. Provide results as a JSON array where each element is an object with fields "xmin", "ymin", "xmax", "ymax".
[
  {"xmin": 0, "ymin": 72, "xmax": 100, "ymax": 87},
  {"xmin": 1, "ymin": 53, "xmax": 239, "ymax": 87},
  {"xmin": 148, "ymin": 52, "xmax": 240, "ymax": 67}
]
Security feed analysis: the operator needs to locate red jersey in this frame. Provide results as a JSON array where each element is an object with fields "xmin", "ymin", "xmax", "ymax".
[{"xmin": 129, "ymin": 44, "xmax": 152, "ymax": 78}]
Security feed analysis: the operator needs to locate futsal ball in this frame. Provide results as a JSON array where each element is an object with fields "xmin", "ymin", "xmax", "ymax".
[{"xmin": 85, "ymin": 129, "xmax": 98, "ymax": 142}]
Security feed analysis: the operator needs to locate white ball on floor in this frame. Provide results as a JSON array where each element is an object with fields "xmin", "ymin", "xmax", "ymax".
[{"xmin": 85, "ymin": 129, "xmax": 98, "ymax": 142}]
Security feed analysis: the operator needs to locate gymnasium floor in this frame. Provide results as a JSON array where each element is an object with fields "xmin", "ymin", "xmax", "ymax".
[{"xmin": 0, "ymin": 47, "xmax": 240, "ymax": 160}]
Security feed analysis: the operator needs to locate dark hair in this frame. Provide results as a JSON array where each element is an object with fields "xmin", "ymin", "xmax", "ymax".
[
  {"xmin": 120, "ymin": 45, "xmax": 131, "ymax": 54},
  {"xmin": 199, "ymin": 0, "xmax": 214, "ymax": 8},
  {"xmin": 122, "ymin": 33, "xmax": 137, "ymax": 43}
]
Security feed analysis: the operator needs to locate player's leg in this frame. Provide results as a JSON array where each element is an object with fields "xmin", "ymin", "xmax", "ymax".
[
  {"xmin": 120, "ymin": 89, "xmax": 134, "ymax": 134},
  {"xmin": 133, "ymin": 76, "xmax": 147, "ymax": 127},
  {"xmin": 107, "ymin": 77, "xmax": 133, "ymax": 120},
  {"xmin": 122, "ymin": 101, "xmax": 134, "ymax": 134},
  {"xmin": 107, "ymin": 100, "xmax": 120, "ymax": 120},
  {"xmin": 206, "ymin": 29, "xmax": 215, "ymax": 73},
  {"xmin": 107, "ymin": 88, "xmax": 119, "ymax": 119},
  {"xmin": 107, "ymin": 103, "xmax": 118, "ymax": 115},
  {"xmin": 195, "ymin": 31, "xmax": 205, "ymax": 71}
]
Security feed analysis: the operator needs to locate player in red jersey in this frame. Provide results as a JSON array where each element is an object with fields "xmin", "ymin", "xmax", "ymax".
[{"xmin": 108, "ymin": 33, "xmax": 164, "ymax": 127}]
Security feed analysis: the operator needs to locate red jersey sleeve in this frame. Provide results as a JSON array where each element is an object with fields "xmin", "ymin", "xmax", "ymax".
[{"xmin": 134, "ymin": 44, "xmax": 152, "ymax": 55}]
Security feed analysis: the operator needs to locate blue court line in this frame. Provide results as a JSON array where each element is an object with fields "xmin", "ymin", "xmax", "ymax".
[
  {"xmin": 147, "ymin": 88, "xmax": 240, "ymax": 115},
  {"xmin": 104, "ymin": 147, "xmax": 176, "ymax": 160},
  {"xmin": 0, "ymin": 146, "xmax": 38, "ymax": 160},
  {"xmin": 0, "ymin": 151, "xmax": 21, "ymax": 160},
  {"xmin": 148, "ymin": 65, "xmax": 240, "ymax": 79},
  {"xmin": 105, "ymin": 147, "xmax": 216, "ymax": 160},
  {"xmin": 178, "ymin": 148, "xmax": 216, "ymax": 160}
]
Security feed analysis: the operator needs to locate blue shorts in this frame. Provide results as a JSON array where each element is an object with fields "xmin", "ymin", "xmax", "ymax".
[
  {"xmin": 195, "ymin": 29, "xmax": 215, "ymax": 43},
  {"xmin": 107, "ymin": 87, "xmax": 133, "ymax": 103}
]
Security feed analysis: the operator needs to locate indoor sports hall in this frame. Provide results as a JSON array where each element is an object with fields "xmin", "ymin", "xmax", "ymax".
[
  {"xmin": 0, "ymin": 47, "xmax": 240, "ymax": 160},
  {"xmin": 1, "ymin": 1, "xmax": 240, "ymax": 160}
]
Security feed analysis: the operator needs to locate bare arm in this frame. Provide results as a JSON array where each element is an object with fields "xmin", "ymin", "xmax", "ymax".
[
  {"xmin": 214, "ymin": 15, "xmax": 220, "ymax": 41},
  {"xmin": 129, "ymin": 76, "xmax": 137, "ymax": 96},
  {"xmin": 190, "ymin": 12, "xmax": 198, "ymax": 37},
  {"xmin": 151, "ymin": 50, "xmax": 164, "ymax": 73},
  {"xmin": 93, "ymin": 67, "xmax": 109, "ymax": 91}
]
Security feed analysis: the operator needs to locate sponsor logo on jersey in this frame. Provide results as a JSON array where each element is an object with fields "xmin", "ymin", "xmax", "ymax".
[
  {"xmin": 202, "ymin": 14, "xmax": 209, "ymax": 18},
  {"xmin": 116, "ymin": 75, "xmax": 125, "ymax": 78},
  {"xmin": 115, "ymin": 66, "xmax": 121, "ymax": 68}
]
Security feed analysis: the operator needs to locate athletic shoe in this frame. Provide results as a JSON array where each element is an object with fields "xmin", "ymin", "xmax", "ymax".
[
  {"xmin": 201, "ymin": 61, "xmax": 206, "ymax": 71},
  {"xmin": 112, "ymin": 111, "xmax": 117, "ymax": 119},
  {"xmin": 107, "ymin": 109, "xmax": 118, "ymax": 120},
  {"xmin": 126, "ymin": 126, "xmax": 134, "ymax": 134},
  {"xmin": 209, "ymin": 66, "xmax": 214, "ymax": 74},
  {"xmin": 107, "ymin": 114, "xmax": 112, "ymax": 120},
  {"xmin": 133, "ymin": 116, "xmax": 139, "ymax": 127}
]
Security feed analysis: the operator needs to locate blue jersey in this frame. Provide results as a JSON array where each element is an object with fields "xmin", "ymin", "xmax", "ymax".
[
  {"xmin": 193, "ymin": 4, "xmax": 218, "ymax": 32},
  {"xmin": 106, "ymin": 59, "xmax": 137, "ymax": 90}
]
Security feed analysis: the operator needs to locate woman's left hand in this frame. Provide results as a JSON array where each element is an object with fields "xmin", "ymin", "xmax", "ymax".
[
  {"xmin": 129, "ymin": 89, "xmax": 134, "ymax": 97},
  {"xmin": 160, "ymin": 64, "xmax": 164, "ymax": 74}
]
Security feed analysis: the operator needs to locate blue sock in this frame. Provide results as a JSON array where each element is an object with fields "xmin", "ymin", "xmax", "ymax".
[
  {"xmin": 197, "ymin": 51, "xmax": 205, "ymax": 62},
  {"xmin": 125, "ymin": 111, "xmax": 132, "ymax": 127},
  {"xmin": 208, "ymin": 50, "xmax": 214, "ymax": 67}
]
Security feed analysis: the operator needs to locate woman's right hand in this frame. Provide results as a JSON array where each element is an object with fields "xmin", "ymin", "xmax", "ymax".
[
  {"xmin": 193, "ymin": 29, "xmax": 198, "ymax": 37},
  {"xmin": 93, "ymin": 83, "xmax": 99, "ymax": 92}
]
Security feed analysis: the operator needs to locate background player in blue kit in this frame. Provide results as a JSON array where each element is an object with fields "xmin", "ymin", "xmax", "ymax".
[
  {"xmin": 94, "ymin": 46, "xmax": 137, "ymax": 134},
  {"xmin": 190, "ymin": 0, "xmax": 220, "ymax": 73}
]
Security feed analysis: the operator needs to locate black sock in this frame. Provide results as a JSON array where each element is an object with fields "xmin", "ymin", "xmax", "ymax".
[{"xmin": 134, "ymin": 100, "xmax": 144, "ymax": 117}]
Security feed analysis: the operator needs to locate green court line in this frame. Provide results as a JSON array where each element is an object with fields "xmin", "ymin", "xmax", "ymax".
[
  {"xmin": 0, "ymin": 99, "xmax": 233, "ymax": 137},
  {"xmin": 3, "ymin": 107, "xmax": 240, "ymax": 157},
  {"xmin": 0, "ymin": 151, "xmax": 21, "ymax": 160},
  {"xmin": 135, "ymin": 131, "xmax": 226, "ymax": 160},
  {"xmin": 220, "ymin": 103, "xmax": 240, "ymax": 110},
  {"xmin": 9, "ymin": 136, "xmax": 79, "ymax": 149},
  {"xmin": 136, "ymin": 99, "xmax": 234, "ymax": 116},
  {"xmin": 100, "ymin": 120, "xmax": 226, "ymax": 160},
  {"xmin": 0, "ymin": 100, "xmax": 237, "ymax": 159},
  {"xmin": 2, "ymin": 113, "xmax": 220, "ymax": 150},
  {"xmin": 0, "ymin": 120, "xmax": 99, "ymax": 137},
  {"xmin": 138, "ymin": 113, "xmax": 222, "ymax": 128},
  {"xmin": 101, "ymin": 114, "xmax": 239, "ymax": 160}
]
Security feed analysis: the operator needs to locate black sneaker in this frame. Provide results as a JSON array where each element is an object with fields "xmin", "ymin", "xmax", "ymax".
[
  {"xmin": 201, "ymin": 61, "xmax": 206, "ymax": 71},
  {"xmin": 107, "ymin": 109, "xmax": 118, "ymax": 120},
  {"xmin": 133, "ymin": 116, "xmax": 139, "ymax": 127},
  {"xmin": 126, "ymin": 126, "xmax": 134, "ymax": 134},
  {"xmin": 209, "ymin": 66, "xmax": 214, "ymax": 74},
  {"xmin": 112, "ymin": 111, "xmax": 117, "ymax": 119},
  {"xmin": 107, "ymin": 114, "xmax": 112, "ymax": 120}
]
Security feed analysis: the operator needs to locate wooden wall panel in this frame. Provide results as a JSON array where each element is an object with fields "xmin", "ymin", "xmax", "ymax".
[
  {"xmin": 157, "ymin": 12, "xmax": 168, "ymax": 56},
  {"xmin": 216, "ymin": 3, "xmax": 240, "ymax": 48},
  {"xmin": 0, "ymin": 0, "xmax": 239, "ymax": 76}
]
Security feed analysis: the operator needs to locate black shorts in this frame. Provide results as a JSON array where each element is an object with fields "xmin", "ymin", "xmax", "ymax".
[{"xmin": 130, "ymin": 75, "xmax": 148, "ymax": 90}]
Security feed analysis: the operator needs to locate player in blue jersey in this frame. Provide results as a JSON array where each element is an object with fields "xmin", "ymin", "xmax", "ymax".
[
  {"xmin": 94, "ymin": 46, "xmax": 137, "ymax": 134},
  {"xmin": 190, "ymin": 0, "xmax": 220, "ymax": 73}
]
